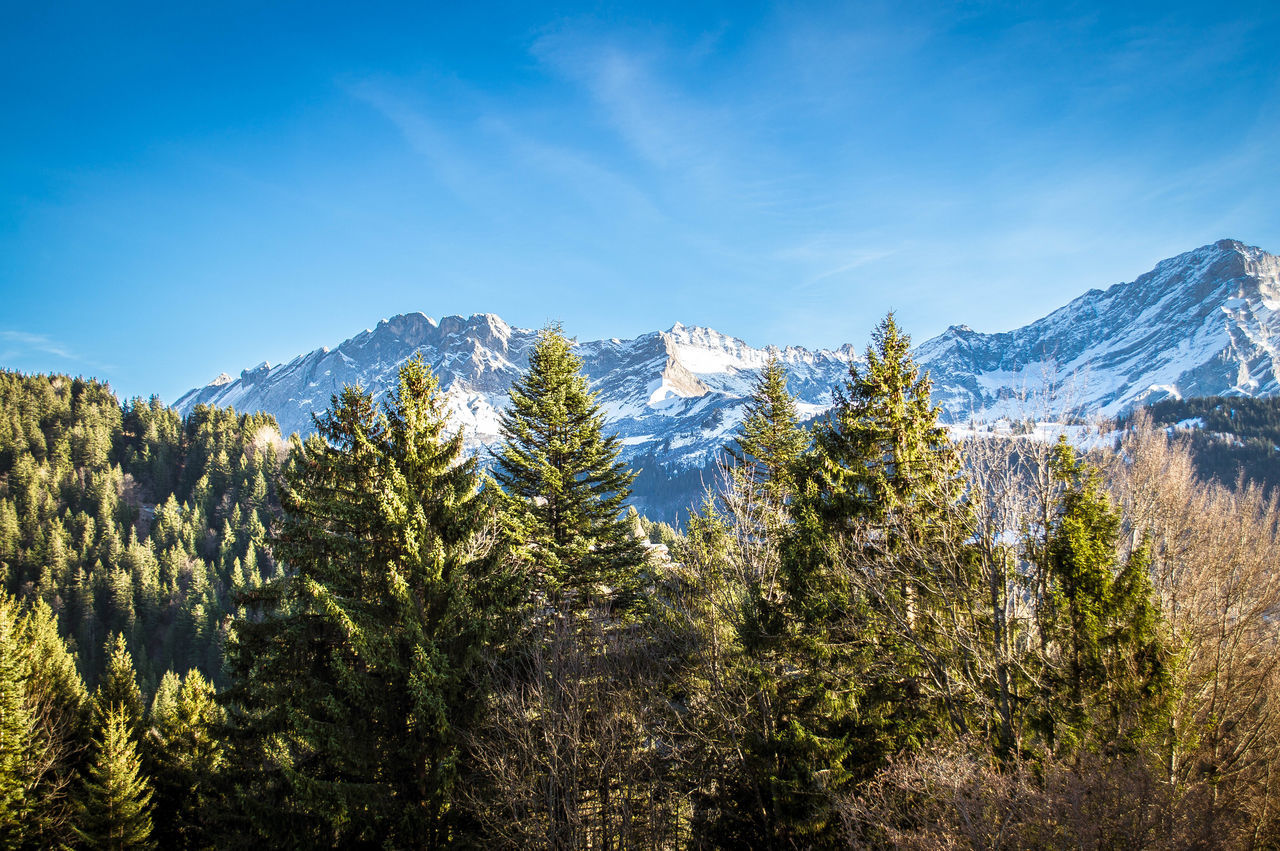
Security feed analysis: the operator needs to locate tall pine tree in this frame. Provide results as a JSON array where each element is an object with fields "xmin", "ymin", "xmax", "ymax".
[
  {"xmin": 492, "ymin": 323, "xmax": 646, "ymax": 611},
  {"xmin": 0, "ymin": 598, "xmax": 37, "ymax": 848},
  {"xmin": 684, "ymin": 356, "xmax": 823, "ymax": 846},
  {"xmin": 225, "ymin": 356, "xmax": 507, "ymax": 847},
  {"xmin": 764, "ymin": 314, "xmax": 976, "ymax": 840},
  {"xmin": 93, "ymin": 634, "xmax": 145, "ymax": 736},
  {"xmin": 731, "ymin": 354, "xmax": 809, "ymax": 501},
  {"xmin": 74, "ymin": 706, "xmax": 155, "ymax": 851},
  {"xmin": 1034, "ymin": 437, "xmax": 1170, "ymax": 756}
]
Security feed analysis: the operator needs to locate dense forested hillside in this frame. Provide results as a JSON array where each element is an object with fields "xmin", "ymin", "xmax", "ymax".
[
  {"xmin": 0, "ymin": 371, "xmax": 286, "ymax": 688},
  {"xmin": 1130, "ymin": 394, "xmax": 1280, "ymax": 494},
  {"xmin": 2, "ymin": 320, "xmax": 1279, "ymax": 848}
]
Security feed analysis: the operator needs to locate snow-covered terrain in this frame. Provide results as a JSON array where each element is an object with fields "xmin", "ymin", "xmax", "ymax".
[{"xmin": 176, "ymin": 239, "xmax": 1280, "ymax": 520}]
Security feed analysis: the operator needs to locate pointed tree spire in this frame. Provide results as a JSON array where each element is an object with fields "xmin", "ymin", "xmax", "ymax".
[
  {"xmin": 731, "ymin": 354, "xmax": 808, "ymax": 499},
  {"xmin": 74, "ymin": 706, "xmax": 156, "ymax": 851},
  {"xmin": 225, "ymin": 356, "xmax": 510, "ymax": 846},
  {"xmin": 0, "ymin": 599, "xmax": 37, "ymax": 844},
  {"xmin": 493, "ymin": 323, "xmax": 646, "ymax": 607},
  {"xmin": 93, "ymin": 634, "xmax": 144, "ymax": 736},
  {"xmin": 813, "ymin": 311, "xmax": 962, "ymax": 528}
]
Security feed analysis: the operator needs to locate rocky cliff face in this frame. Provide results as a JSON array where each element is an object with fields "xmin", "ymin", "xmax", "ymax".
[
  {"xmin": 177, "ymin": 239, "xmax": 1280, "ymax": 520},
  {"xmin": 918, "ymin": 239, "xmax": 1280, "ymax": 420}
]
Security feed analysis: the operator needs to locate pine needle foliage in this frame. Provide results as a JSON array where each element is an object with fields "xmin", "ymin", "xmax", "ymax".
[
  {"xmin": 224, "ymin": 356, "xmax": 506, "ymax": 847},
  {"xmin": 809, "ymin": 312, "xmax": 963, "ymax": 531},
  {"xmin": 74, "ymin": 706, "xmax": 155, "ymax": 851},
  {"xmin": 770, "ymin": 314, "xmax": 976, "ymax": 838},
  {"xmin": 730, "ymin": 354, "xmax": 809, "ymax": 500},
  {"xmin": 145, "ymin": 669, "xmax": 225, "ymax": 849},
  {"xmin": 1035, "ymin": 437, "xmax": 1171, "ymax": 755},
  {"xmin": 0, "ymin": 599, "xmax": 37, "ymax": 847},
  {"xmin": 93, "ymin": 634, "xmax": 145, "ymax": 735},
  {"xmin": 492, "ymin": 323, "xmax": 646, "ymax": 609}
]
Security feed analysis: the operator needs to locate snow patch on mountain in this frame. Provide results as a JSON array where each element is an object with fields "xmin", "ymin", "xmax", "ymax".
[{"xmin": 175, "ymin": 240, "xmax": 1280, "ymax": 520}]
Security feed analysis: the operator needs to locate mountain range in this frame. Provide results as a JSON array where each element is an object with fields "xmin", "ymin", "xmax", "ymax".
[{"xmin": 176, "ymin": 238, "xmax": 1280, "ymax": 521}]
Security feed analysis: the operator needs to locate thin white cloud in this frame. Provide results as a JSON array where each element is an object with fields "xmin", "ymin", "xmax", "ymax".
[
  {"xmin": 343, "ymin": 79, "xmax": 509, "ymax": 215},
  {"xmin": 1, "ymin": 330, "xmax": 75, "ymax": 360},
  {"xmin": 0, "ymin": 330, "xmax": 114, "ymax": 373}
]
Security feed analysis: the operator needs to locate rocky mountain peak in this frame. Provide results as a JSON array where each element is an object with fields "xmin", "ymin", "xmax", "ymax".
[{"xmin": 174, "ymin": 239, "xmax": 1280, "ymax": 521}]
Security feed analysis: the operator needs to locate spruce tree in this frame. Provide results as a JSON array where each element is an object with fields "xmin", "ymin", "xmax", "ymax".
[
  {"xmin": 74, "ymin": 706, "xmax": 155, "ymax": 851},
  {"xmin": 0, "ymin": 598, "xmax": 36, "ymax": 847},
  {"xmin": 1035, "ymin": 437, "xmax": 1170, "ymax": 755},
  {"xmin": 687, "ymin": 354, "xmax": 814, "ymax": 843},
  {"xmin": 731, "ymin": 354, "xmax": 808, "ymax": 499},
  {"xmin": 146, "ymin": 670, "xmax": 225, "ymax": 850},
  {"xmin": 15, "ymin": 599, "xmax": 90, "ymax": 848},
  {"xmin": 93, "ymin": 634, "xmax": 145, "ymax": 736},
  {"xmin": 486, "ymin": 325, "xmax": 656, "ymax": 846},
  {"xmin": 492, "ymin": 323, "xmax": 646, "ymax": 609},
  {"xmin": 769, "ymin": 314, "xmax": 974, "ymax": 838},
  {"xmin": 225, "ymin": 357, "xmax": 507, "ymax": 847},
  {"xmin": 809, "ymin": 312, "xmax": 963, "ymax": 531}
]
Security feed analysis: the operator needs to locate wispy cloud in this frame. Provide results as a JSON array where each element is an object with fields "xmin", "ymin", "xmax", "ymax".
[
  {"xmin": 0, "ymin": 330, "xmax": 115, "ymax": 374},
  {"xmin": 1, "ymin": 330, "xmax": 75, "ymax": 360},
  {"xmin": 343, "ymin": 79, "xmax": 510, "ymax": 216},
  {"xmin": 529, "ymin": 26, "xmax": 778, "ymax": 210}
]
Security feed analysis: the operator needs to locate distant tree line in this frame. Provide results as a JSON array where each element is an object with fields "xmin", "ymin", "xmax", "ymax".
[
  {"xmin": 1, "ymin": 320, "xmax": 1279, "ymax": 848},
  {"xmin": 1127, "ymin": 393, "xmax": 1280, "ymax": 495}
]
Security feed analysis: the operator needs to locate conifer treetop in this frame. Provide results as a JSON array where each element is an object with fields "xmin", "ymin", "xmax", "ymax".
[
  {"xmin": 732, "ymin": 354, "xmax": 808, "ymax": 494},
  {"xmin": 816, "ymin": 312, "xmax": 961, "ymax": 523},
  {"xmin": 493, "ymin": 323, "xmax": 645, "ymax": 601},
  {"xmin": 75, "ymin": 705, "xmax": 156, "ymax": 851}
]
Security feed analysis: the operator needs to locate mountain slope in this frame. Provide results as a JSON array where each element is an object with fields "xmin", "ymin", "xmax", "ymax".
[
  {"xmin": 918, "ymin": 239, "xmax": 1280, "ymax": 420},
  {"xmin": 175, "ymin": 314, "xmax": 855, "ymax": 521},
  {"xmin": 177, "ymin": 239, "xmax": 1280, "ymax": 520}
]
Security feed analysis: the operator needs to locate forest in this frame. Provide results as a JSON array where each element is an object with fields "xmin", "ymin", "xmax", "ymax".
[
  {"xmin": 1, "ymin": 317, "xmax": 1278, "ymax": 849},
  {"xmin": 1127, "ymin": 394, "xmax": 1280, "ymax": 496}
]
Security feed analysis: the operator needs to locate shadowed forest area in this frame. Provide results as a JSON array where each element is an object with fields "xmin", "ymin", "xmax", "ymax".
[{"xmin": 2, "ymin": 318, "xmax": 1278, "ymax": 849}]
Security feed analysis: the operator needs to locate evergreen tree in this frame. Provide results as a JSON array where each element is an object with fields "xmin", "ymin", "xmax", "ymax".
[
  {"xmin": 731, "ymin": 354, "xmax": 809, "ymax": 499},
  {"xmin": 93, "ymin": 634, "xmax": 144, "ymax": 736},
  {"xmin": 492, "ymin": 323, "xmax": 646, "ymax": 610},
  {"xmin": 766, "ymin": 314, "xmax": 974, "ymax": 839},
  {"xmin": 146, "ymin": 670, "xmax": 225, "ymax": 849},
  {"xmin": 686, "ymin": 355, "xmax": 814, "ymax": 844},
  {"xmin": 15, "ymin": 599, "xmax": 90, "ymax": 847},
  {"xmin": 0, "ymin": 598, "xmax": 37, "ymax": 848},
  {"xmin": 225, "ymin": 357, "xmax": 508, "ymax": 847},
  {"xmin": 74, "ymin": 706, "xmax": 155, "ymax": 851},
  {"xmin": 808, "ymin": 313, "xmax": 963, "ymax": 533},
  {"xmin": 484, "ymin": 326, "xmax": 663, "ymax": 847},
  {"xmin": 1034, "ymin": 437, "xmax": 1170, "ymax": 755}
]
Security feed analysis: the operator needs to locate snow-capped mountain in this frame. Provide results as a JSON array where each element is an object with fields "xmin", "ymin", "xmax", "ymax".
[
  {"xmin": 176, "ymin": 239, "xmax": 1280, "ymax": 520},
  {"xmin": 918, "ymin": 239, "xmax": 1280, "ymax": 420},
  {"xmin": 175, "ymin": 314, "xmax": 857, "ymax": 519}
]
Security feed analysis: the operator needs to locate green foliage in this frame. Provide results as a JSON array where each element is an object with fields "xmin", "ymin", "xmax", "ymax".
[
  {"xmin": 0, "ymin": 371, "xmax": 284, "ymax": 689},
  {"xmin": 492, "ymin": 323, "xmax": 646, "ymax": 610},
  {"xmin": 806, "ymin": 313, "xmax": 963, "ymax": 530},
  {"xmin": 74, "ymin": 706, "xmax": 155, "ymax": 851},
  {"xmin": 93, "ymin": 634, "xmax": 145, "ymax": 734},
  {"xmin": 730, "ymin": 354, "xmax": 809, "ymax": 499},
  {"xmin": 683, "ymin": 352, "xmax": 845, "ymax": 846},
  {"xmin": 1132, "ymin": 394, "xmax": 1280, "ymax": 494},
  {"xmin": 768, "ymin": 314, "xmax": 973, "ymax": 839},
  {"xmin": 0, "ymin": 332, "xmax": 1231, "ymax": 846},
  {"xmin": 145, "ymin": 669, "xmax": 225, "ymax": 849},
  {"xmin": 0, "ymin": 598, "xmax": 39, "ymax": 848},
  {"xmin": 0, "ymin": 595, "xmax": 91, "ymax": 848},
  {"xmin": 225, "ymin": 356, "xmax": 509, "ymax": 846},
  {"xmin": 1033, "ymin": 438, "xmax": 1171, "ymax": 755}
]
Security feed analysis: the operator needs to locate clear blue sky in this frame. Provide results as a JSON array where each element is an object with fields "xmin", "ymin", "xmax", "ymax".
[{"xmin": 3, "ymin": 1, "xmax": 1279, "ymax": 402}]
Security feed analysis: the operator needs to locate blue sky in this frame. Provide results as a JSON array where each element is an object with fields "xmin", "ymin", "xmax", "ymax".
[{"xmin": 3, "ymin": 1, "xmax": 1279, "ymax": 402}]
